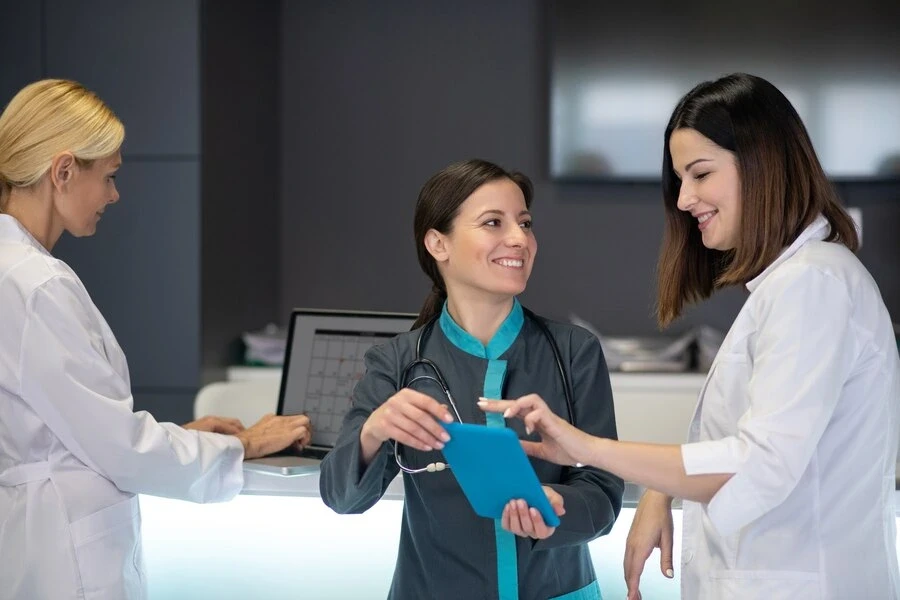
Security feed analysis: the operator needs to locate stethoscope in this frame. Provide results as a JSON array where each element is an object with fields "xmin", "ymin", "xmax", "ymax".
[{"xmin": 394, "ymin": 307, "xmax": 576, "ymax": 474}]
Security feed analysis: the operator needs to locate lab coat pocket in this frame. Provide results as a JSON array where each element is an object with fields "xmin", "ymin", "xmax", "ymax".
[
  {"xmin": 69, "ymin": 495, "xmax": 143, "ymax": 599},
  {"xmin": 708, "ymin": 569, "xmax": 820, "ymax": 600}
]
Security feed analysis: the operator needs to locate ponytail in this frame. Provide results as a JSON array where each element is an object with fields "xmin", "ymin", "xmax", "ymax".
[{"xmin": 412, "ymin": 285, "xmax": 446, "ymax": 329}]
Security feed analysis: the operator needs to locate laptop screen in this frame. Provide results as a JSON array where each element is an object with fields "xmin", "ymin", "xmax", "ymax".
[{"xmin": 277, "ymin": 309, "xmax": 417, "ymax": 449}]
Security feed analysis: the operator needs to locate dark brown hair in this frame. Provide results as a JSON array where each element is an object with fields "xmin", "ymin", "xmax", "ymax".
[
  {"xmin": 412, "ymin": 159, "xmax": 533, "ymax": 329},
  {"xmin": 657, "ymin": 73, "xmax": 859, "ymax": 327}
]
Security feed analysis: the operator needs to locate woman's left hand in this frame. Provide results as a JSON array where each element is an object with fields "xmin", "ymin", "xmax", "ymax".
[
  {"xmin": 501, "ymin": 486, "xmax": 566, "ymax": 540},
  {"xmin": 183, "ymin": 415, "xmax": 246, "ymax": 435}
]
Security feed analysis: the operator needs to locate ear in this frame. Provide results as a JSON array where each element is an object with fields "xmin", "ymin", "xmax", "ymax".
[
  {"xmin": 49, "ymin": 152, "xmax": 77, "ymax": 192},
  {"xmin": 424, "ymin": 229, "xmax": 450, "ymax": 263}
]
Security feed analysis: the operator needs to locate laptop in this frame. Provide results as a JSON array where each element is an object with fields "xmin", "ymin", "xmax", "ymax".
[{"xmin": 244, "ymin": 308, "xmax": 417, "ymax": 476}]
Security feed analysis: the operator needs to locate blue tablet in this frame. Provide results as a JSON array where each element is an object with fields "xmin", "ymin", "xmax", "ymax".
[{"xmin": 441, "ymin": 422, "xmax": 560, "ymax": 528}]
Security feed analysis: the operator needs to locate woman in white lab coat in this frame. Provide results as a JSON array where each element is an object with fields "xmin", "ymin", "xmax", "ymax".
[
  {"xmin": 0, "ymin": 79, "xmax": 313, "ymax": 600},
  {"xmin": 482, "ymin": 72, "xmax": 900, "ymax": 599}
]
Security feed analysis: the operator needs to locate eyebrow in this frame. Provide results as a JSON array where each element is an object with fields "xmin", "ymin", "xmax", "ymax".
[
  {"xmin": 674, "ymin": 158, "xmax": 712, "ymax": 178},
  {"xmin": 475, "ymin": 209, "xmax": 532, "ymax": 219}
]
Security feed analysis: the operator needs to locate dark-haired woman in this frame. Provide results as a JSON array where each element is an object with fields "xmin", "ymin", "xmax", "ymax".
[
  {"xmin": 319, "ymin": 159, "xmax": 623, "ymax": 600},
  {"xmin": 482, "ymin": 73, "xmax": 900, "ymax": 600}
]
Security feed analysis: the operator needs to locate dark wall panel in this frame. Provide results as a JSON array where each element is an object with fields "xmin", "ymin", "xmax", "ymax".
[
  {"xmin": 54, "ymin": 161, "xmax": 201, "ymax": 389},
  {"xmin": 278, "ymin": 0, "xmax": 898, "ymax": 336},
  {"xmin": 200, "ymin": 0, "xmax": 281, "ymax": 381},
  {"xmin": 0, "ymin": 2, "xmax": 42, "ymax": 103},
  {"xmin": 44, "ymin": 0, "xmax": 200, "ymax": 156}
]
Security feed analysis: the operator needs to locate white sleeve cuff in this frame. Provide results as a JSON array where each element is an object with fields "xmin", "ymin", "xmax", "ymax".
[{"xmin": 681, "ymin": 437, "xmax": 744, "ymax": 475}]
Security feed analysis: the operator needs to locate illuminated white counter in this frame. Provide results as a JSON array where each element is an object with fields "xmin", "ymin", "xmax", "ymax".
[{"xmin": 141, "ymin": 471, "xmax": 686, "ymax": 600}]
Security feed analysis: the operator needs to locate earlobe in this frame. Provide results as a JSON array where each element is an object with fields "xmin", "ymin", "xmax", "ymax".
[{"xmin": 424, "ymin": 229, "xmax": 449, "ymax": 263}]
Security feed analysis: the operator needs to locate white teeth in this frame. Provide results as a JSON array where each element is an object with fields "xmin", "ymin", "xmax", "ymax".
[
  {"xmin": 698, "ymin": 211, "xmax": 716, "ymax": 223},
  {"xmin": 496, "ymin": 259, "xmax": 523, "ymax": 268}
]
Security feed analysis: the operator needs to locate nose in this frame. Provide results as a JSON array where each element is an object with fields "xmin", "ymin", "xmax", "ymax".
[
  {"xmin": 676, "ymin": 180, "xmax": 697, "ymax": 212},
  {"xmin": 110, "ymin": 188, "xmax": 120, "ymax": 204},
  {"xmin": 505, "ymin": 223, "xmax": 528, "ymax": 247}
]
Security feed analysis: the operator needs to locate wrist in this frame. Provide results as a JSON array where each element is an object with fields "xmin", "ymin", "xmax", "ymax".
[
  {"xmin": 236, "ymin": 432, "xmax": 252, "ymax": 458},
  {"xmin": 644, "ymin": 488, "xmax": 674, "ymax": 507},
  {"xmin": 584, "ymin": 436, "xmax": 610, "ymax": 469}
]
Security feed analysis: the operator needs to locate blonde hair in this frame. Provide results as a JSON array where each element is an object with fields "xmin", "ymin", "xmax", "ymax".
[{"xmin": 0, "ymin": 79, "xmax": 124, "ymax": 205}]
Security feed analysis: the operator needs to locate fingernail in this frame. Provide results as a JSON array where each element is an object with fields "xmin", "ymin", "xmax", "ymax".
[
  {"xmin": 666, "ymin": 568, "xmax": 674, "ymax": 578},
  {"xmin": 476, "ymin": 401, "xmax": 487, "ymax": 407},
  {"xmin": 424, "ymin": 446, "xmax": 432, "ymax": 452},
  {"xmin": 440, "ymin": 432, "xmax": 450, "ymax": 441},
  {"xmin": 526, "ymin": 426, "xmax": 532, "ymax": 435},
  {"xmin": 434, "ymin": 442, "xmax": 444, "ymax": 449},
  {"xmin": 478, "ymin": 396, "xmax": 489, "ymax": 402}
]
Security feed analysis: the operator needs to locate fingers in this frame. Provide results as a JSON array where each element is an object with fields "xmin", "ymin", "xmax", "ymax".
[
  {"xmin": 368, "ymin": 390, "xmax": 454, "ymax": 449},
  {"xmin": 478, "ymin": 394, "xmax": 548, "ymax": 420},
  {"xmin": 476, "ymin": 399, "xmax": 515, "ymax": 414},
  {"xmin": 624, "ymin": 546, "xmax": 648, "ymax": 600},
  {"xmin": 543, "ymin": 486, "xmax": 566, "ymax": 517},
  {"xmin": 660, "ymin": 520, "xmax": 675, "ymax": 579},
  {"xmin": 403, "ymin": 389, "xmax": 454, "ymax": 424},
  {"xmin": 380, "ymin": 407, "xmax": 448, "ymax": 452},
  {"xmin": 222, "ymin": 417, "xmax": 246, "ymax": 433},
  {"xmin": 502, "ymin": 499, "xmax": 556, "ymax": 540}
]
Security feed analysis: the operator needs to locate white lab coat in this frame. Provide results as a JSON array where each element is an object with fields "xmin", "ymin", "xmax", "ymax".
[
  {"xmin": 0, "ymin": 214, "xmax": 245, "ymax": 600},
  {"xmin": 679, "ymin": 215, "xmax": 900, "ymax": 599}
]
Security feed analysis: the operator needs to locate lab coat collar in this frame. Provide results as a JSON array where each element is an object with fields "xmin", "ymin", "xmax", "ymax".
[
  {"xmin": 439, "ymin": 298, "xmax": 524, "ymax": 360},
  {"xmin": 0, "ymin": 213, "xmax": 52, "ymax": 258},
  {"xmin": 745, "ymin": 214, "xmax": 830, "ymax": 293}
]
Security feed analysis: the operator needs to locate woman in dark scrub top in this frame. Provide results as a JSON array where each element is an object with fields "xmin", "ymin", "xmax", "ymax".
[{"xmin": 319, "ymin": 159, "xmax": 624, "ymax": 600}]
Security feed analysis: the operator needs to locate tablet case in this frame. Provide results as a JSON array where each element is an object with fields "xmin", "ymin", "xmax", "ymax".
[{"xmin": 441, "ymin": 422, "xmax": 561, "ymax": 527}]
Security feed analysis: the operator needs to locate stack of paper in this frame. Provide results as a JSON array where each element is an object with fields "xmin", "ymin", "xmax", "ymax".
[{"xmin": 242, "ymin": 323, "xmax": 287, "ymax": 366}]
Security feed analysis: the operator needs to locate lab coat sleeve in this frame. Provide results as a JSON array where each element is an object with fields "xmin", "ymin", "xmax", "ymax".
[
  {"xmin": 534, "ymin": 333, "xmax": 625, "ymax": 550},
  {"xmin": 680, "ymin": 265, "xmax": 857, "ymax": 535},
  {"xmin": 17, "ymin": 276, "xmax": 244, "ymax": 503},
  {"xmin": 319, "ymin": 341, "xmax": 402, "ymax": 514}
]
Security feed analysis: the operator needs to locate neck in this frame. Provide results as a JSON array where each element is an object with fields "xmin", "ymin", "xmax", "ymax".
[
  {"xmin": 445, "ymin": 291, "xmax": 515, "ymax": 346},
  {"xmin": 3, "ymin": 184, "xmax": 62, "ymax": 251}
]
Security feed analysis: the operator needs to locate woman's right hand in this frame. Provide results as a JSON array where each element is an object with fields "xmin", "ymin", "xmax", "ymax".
[
  {"xmin": 624, "ymin": 489, "xmax": 675, "ymax": 600},
  {"xmin": 236, "ymin": 413, "xmax": 312, "ymax": 460},
  {"xmin": 359, "ymin": 389, "xmax": 453, "ymax": 463}
]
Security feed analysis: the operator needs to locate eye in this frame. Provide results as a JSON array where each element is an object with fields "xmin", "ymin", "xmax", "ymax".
[
  {"xmin": 694, "ymin": 172, "xmax": 709, "ymax": 181},
  {"xmin": 107, "ymin": 175, "xmax": 117, "ymax": 183},
  {"xmin": 520, "ymin": 220, "xmax": 533, "ymax": 230},
  {"xmin": 482, "ymin": 218, "xmax": 501, "ymax": 227}
]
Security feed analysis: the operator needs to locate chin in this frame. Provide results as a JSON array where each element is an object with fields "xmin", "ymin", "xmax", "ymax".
[{"xmin": 70, "ymin": 227, "xmax": 97, "ymax": 238}]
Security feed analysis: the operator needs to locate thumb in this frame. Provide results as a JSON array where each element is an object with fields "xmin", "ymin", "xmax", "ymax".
[{"xmin": 660, "ymin": 527, "xmax": 674, "ymax": 579}]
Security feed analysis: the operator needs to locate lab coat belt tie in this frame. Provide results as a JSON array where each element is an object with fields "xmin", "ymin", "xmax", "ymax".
[{"xmin": 0, "ymin": 461, "xmax": 51, "ymax": 486}]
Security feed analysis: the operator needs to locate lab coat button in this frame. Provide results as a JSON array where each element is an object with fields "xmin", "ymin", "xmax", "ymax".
[{"xmin": 683, "ymin": 550, "xmax": 694, "ymax": 564}]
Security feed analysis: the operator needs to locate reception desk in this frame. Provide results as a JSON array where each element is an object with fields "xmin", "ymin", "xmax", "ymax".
[
  {"xmin": 140, "ymin": 470, "xmax": 684, "ymax": 600},
  {"xmin": 140, "ymin": 466, "xmax": 900, "ymax": 600}
]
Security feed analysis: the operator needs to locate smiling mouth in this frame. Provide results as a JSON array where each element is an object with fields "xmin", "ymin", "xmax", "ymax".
[
  {"xmin": 494, "ymin": 258, "xmax": 524, "ymax": 268},
  {"xmin": 697, "ymin": 210, "xmax": 717, "ymax": 223}
]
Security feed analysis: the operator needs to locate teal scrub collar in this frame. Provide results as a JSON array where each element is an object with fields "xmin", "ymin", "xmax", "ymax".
[{"xmin": 439, "ymin": 298, "xmax": 524, "ymax": 360}]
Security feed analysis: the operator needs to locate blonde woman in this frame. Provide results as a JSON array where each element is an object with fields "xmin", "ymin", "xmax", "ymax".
[{"xmin": 0, "ymin": 79, "xmax": 311, "ymax": 599}]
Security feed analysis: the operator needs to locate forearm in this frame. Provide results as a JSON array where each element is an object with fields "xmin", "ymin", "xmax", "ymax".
[{"xmin": 587, "ymin": 438, "xmax": 732, "ymax": 503}]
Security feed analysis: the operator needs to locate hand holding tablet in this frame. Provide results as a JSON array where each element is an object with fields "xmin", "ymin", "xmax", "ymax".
[{"xmin": 440, "ymin": 422, "xmax": 562, "ymax": 528}]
